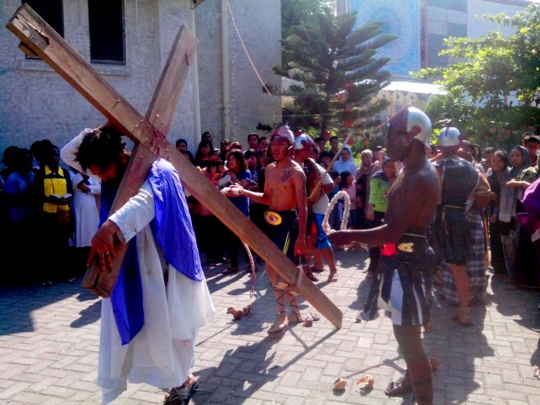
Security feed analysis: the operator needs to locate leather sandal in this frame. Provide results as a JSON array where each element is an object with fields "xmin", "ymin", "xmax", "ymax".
[
  {"xmin": 327, "ymin": 272, "xmax": 338, "ymax": 282},
  {"xmin": 268, "ymin": 311, "xmax": 288, "ymax": 337},
  {"xmin": 310, "ymin": 266, "xmax": 325, "ymax": 273},
  {"xmin": 303, "ymin": 267, "xmax": 319, "ymax": 282},
  {"xmin": 452, "ymin": 308, "xmax": 473, "ymax": 327},
  {"xmin": 288, "ymin": 311, "xmax": 305, "ymax": 324},
  {"xmin": 164, "ymin": 380, "xmax": 199, "ymax": 404},
  {"xmin": 385, "ymin": 370, "xmax": 412, "ymax": 396},
  {"xmin": 222, "ymin": 267, "xmax": 239, "ymax": 275}
]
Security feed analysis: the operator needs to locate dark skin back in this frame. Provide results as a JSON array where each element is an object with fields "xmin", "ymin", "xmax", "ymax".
[
  {"xmin": 329, "ymin": 118, "xmax": 440, "ymax": 405},
  {"xmin": 329, "ymin": 139, "xmax": 440, "ymax": 248}
]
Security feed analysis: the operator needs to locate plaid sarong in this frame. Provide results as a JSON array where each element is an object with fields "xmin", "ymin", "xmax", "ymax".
[{"xmin": 442, "ymin": 208, "xmax": 488, "ymax": 305}]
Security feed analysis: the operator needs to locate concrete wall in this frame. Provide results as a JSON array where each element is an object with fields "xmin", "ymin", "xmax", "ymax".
[
  {"xmin": 195, "ymin": 0, "xmax": 282, "ymax": 146},
  {"xmin": 0, "ymin": 0, "xmax": 196, "ymax": 159}
]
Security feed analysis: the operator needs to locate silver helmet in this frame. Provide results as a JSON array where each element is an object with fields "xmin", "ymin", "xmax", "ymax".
[
  {"xmin": 408, "ymin": 107, "xmax": 432, "ymax": 145},
  {"xmin": 437, "ymin": 126, "xmax": 462, "ymax": 150},
  {"xmin": 294, "ymin": 133, "xmax": 314, "ymax": 150}
]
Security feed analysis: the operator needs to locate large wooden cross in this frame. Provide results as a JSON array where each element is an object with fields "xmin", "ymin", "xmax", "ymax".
[{"xmin": 6, "ymin": 4, "xmax": 342, "ymax": 329}]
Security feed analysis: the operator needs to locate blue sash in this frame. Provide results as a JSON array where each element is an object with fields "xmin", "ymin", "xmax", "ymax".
[{"xmin": 102, "ymin": 158, "xmax": 203, "ymax": 345}]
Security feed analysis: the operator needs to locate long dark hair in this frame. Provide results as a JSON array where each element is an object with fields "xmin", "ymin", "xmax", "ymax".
[
  {"xmin": 244, "ymin": 149, "xmax": 261, "ymax": 170},
  {"xmin": 338, "ymin": 170, "xmax": 352, "ymax": 189},
  {"xmin": 76, "ymin": 128, "xmax": 127, "ymax": 171},
  {"xmin": 195, "ymin": 139, "xmax": 215, "ymax": 160},
  {"xmin": 227, "ymin": 150, "xmax": 247, "ymax": 174},
  {"xmin": 492, "ymin": 148, "xmax": 509, "ymax": 172}
]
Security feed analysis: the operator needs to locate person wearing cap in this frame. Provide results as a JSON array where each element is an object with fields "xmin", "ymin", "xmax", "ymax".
[
  {"xmin": 225, "ymin": 125, "xmax": 307, "ymax": 336},
  {"xmin": 329, "ymin": 106, "xmax": 439, "ymax": 404},
  {"xmin": 293, "ymin": 134, "xmax": 339, "ymax": 283},
  {"xmin": 432, "ymin": 126, "xmax": 479, "ymax": 327}
]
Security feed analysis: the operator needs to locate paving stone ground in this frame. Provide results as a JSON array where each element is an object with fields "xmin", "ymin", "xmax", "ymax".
[{"xmin": 1, "ymin": 249, "xmax": 539, "ymax": 404}]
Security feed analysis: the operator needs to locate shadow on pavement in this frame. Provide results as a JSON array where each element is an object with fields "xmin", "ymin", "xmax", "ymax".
[{"xmin": 0, "ymin": 283, "xmax": 99, "ymax": 335}]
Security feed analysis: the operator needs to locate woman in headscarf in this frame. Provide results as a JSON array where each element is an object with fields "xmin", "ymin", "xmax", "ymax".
[
  {"xmin": 332, "ymin": 145, "xmax": 357, "ymax": 175},
  {"xmin": 355, "ymin": 149, "xmax": 377, "ymax": 229},
  {"xmin": 498, "ymin": 145, "xmax": 530, "ymax": 281},
  {"xmin": 486, "ymin": 149, "xmax": 509, "ymax": 276}
]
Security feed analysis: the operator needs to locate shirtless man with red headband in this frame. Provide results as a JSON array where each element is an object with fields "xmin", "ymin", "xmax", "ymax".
[
  {"xmin": 329, "ymin": 107, "xmax": 440, "ymax": 404},
  {"xmin": 227, "ymin": 125, "xmax": 307, "ymax": 336}
]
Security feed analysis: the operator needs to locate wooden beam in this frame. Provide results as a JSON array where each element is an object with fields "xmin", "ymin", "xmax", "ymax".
[
  {"xmin": 6, "ymin": 4, "xmax": 342, "ymax": 329},
  {"xmin": 83, "ymin": 25, "xmax": 198, "ymax": 295}
]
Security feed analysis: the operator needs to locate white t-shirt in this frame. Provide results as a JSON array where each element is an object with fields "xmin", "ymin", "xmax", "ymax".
[{"xmin": 311, "ymin": 163, "xmax": 333, "ymax": 215}]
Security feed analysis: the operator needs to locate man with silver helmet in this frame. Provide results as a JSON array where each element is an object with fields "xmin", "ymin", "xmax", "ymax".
[
  {"xmin": 330, "ymin": 106, "xmax": 439, "ymax": 404},
  {"xmin": 433, "ymin": 125, "xmax": 479, "ymax": 326}
]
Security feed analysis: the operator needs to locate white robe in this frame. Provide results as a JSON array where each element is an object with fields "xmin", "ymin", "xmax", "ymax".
[
  {"xmin": 100, "ymin": 182, "xmax": 215, "ymax": 404},
  {"xmin": 72, "ymin": 172, "xmax": 101, "ymax": 247},
  {"xmin": 60, "ymin": 131, "xmax": 216, "ymax": 404}
]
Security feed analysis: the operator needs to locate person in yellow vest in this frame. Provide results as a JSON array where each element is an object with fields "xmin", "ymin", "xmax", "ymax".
[{"xmin": 33, "ymin": 144, "xmax": 74, "ymax": 286}]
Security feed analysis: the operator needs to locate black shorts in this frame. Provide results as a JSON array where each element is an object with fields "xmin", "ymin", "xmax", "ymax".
[{"xmin": 265, "ymin": 210, "xmax": 298, "ymax": 261}]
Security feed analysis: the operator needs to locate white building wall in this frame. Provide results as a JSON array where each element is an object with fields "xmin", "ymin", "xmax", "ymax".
[
  {"xmin": 195, "ymin": 0, "xmax": 282, "ymax": 146},
  {"xmin": 0, "ymin": 0, "xmax": 196, "ymax": 158}
]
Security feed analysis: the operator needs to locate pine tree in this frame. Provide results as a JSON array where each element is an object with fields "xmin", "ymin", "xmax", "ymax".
[{"xmin": 273, "ymin": 8, "xmax": 396, "ymax": 137}]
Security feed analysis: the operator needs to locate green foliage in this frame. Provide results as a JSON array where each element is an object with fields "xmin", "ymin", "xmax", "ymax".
[
  {"xmin": 275, "ymin": 8, "xmax": 396, "ymax": 138},
  {"xmin": 414, "ymin": 4, "xmax": 540, "ymax": 150},
  {"xmin": 281, "ymin": 0, "xmax": 335, "ymax": 42}
]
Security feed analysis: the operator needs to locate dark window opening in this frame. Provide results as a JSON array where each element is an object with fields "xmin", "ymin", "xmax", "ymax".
[
  {"xmin": 22, "ymin": 0, "xmax": 64, "ymax": 59},
  {"xmin": 89, "ymin": 0, "xmax": 125, "ymax": 64},
  {"xmin": 23, "ymin": 0, "xmax": 64, "ymax": 37}
]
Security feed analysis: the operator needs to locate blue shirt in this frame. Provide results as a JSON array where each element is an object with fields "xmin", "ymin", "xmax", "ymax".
[
  {"xmin": 228, "ymin": 170, "xmax": 251, "ymax": 217},
  {"xmin": 4, "ymin": 171, "xmax": 34, "ymax": 221}
]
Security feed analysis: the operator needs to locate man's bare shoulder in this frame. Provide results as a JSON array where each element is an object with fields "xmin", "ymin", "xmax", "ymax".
[
  {"xmin": 403, "ymin": 161, "xmax": 438, "ymax": 184},
  {"xmin": 397, "ymin": 162, "xmax": 439, "ymax": 203}
]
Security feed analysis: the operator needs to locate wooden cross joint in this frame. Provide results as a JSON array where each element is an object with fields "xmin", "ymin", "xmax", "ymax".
[{"xmin": 6, "ymin": 3, "xmax": 342, "ymax": 329}]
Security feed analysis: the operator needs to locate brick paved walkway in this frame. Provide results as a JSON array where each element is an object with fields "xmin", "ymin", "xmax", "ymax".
[{"xmin": 1, "ymin": 249, "xmax": 539, "ymax": 404}]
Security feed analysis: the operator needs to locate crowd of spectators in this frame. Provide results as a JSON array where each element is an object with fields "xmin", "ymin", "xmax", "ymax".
[{"xmin": 1, "ymin": 129, "xmax": 539, "ymax": 310}]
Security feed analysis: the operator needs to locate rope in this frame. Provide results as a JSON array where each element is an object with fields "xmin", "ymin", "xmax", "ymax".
[
  {"xmin": 240, "ymin": 240, "xmax": 256, "ymax": 298},
  {"xmin": 226, "ymin": 0, "xmax": 272, "ymax": 95},
  {"xmin": 323, "ymin": 190, "xmax": 351, "ymax": 234}
]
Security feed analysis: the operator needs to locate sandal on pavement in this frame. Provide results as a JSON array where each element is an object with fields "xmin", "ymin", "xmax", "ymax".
[
  {"xmin": 310, "ymin": 312, "xmax": 320, "ymax": 321},
  {"xmin": 163, "ymin": 381, "xmax": 199, "ymax": 405},
  {"xmin": 222, "ymin": 267, "xmax": 239, "ymax": 275},
  {"xmin": 452, "ymin": 308, "xmax": 473, "ymax": 327},
  {"xmin": 327, "ymin": 272, "xmax": 338, "ymax": 282},
  {"xmin": 310, "ymin": 266, "xmax": 325, "ymax": 273},
  {"xmin": 268, "ymin": 311, "xmax": 288, "ymax": 337},
  {"xmin": 288, "ymin": 311, "xmax": 305, "ymax": 324},
  {"xmin": 385, "ymin": 370, "xmax": 412, "ymax": 397},
  {"xmin": 303, "ymin": 267, "xmax": 319, "ymax": 282}
]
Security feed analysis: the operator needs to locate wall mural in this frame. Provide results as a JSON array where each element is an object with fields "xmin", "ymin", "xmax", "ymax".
[{"xmin": 349, "ymin": 0, "xmax": 421, "ymax": 79}]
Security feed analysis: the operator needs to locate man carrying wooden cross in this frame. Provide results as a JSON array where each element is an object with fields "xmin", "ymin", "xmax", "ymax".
[{"xmin": 61, "ymin": 129, "xmax": 216, "ymax": 404}]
